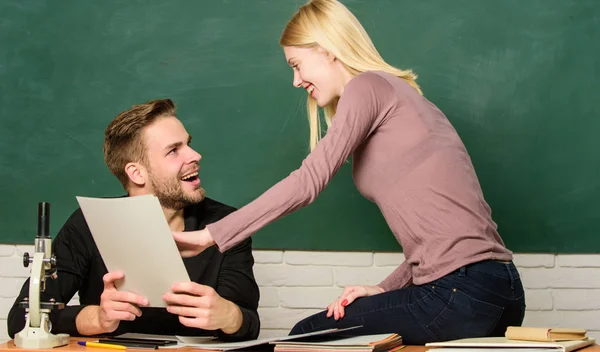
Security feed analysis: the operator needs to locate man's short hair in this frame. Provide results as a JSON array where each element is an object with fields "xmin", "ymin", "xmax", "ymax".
[{"xmin": 104, "ymin": 98, "xmax": 176, "ymax": 189}]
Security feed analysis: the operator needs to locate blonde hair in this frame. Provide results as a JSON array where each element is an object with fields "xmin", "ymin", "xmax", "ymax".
[{"xmin": 280, "ymin": 0, "xmax": 423, "ymax": 151}]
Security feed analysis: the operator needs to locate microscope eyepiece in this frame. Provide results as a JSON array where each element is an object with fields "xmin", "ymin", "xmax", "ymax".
[{"xmin": 37, "ymin": 202, "xmax": 50, "ymax": 238}]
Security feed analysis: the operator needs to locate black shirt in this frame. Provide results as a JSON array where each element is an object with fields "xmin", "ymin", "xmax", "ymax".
[{"xmin": 7, "ymin": 197, "xmax": 260, "ymax": 341}]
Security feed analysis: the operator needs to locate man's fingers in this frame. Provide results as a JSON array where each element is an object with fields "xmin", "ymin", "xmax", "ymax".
[
  {"xmin": 166, "ymin": 305, "xmax": 202, "ymax": 318},
  {"xmin": 103, "ymin": 299, "xmax": 143, "ymax": 318},
  {"xmin": 101, "ymin": 300, "xmax": 140, "ymax": 321},
  {"xmin": 178, "ymin": 316, "xmax": 211, "ymax": 330},
  {"xmin": 105, "ymin": 310, "xmax": 137, "ymax": 322},
  {"xmin": 164, "ymin": 293, "xmax": 203, "ymax": 308},
  {"xmin": 170, "ymin": 282, "xmax": 214, "ymax": 297},
  {"xmin": 102, "ymin": 271, "xmax": 124, "ymax": 289},
  {"xmin": 103, "ymin": 271, "xmax": 124, "ymax": 281},
  {"xmin": 108, "ymin": 290, "xmax": 149, "ymax": 306}
]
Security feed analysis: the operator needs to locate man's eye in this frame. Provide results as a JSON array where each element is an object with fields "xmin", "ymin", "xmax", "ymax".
[{"xmin": 168, "ymin": 148, "xmax": 177, "ymax": 155}]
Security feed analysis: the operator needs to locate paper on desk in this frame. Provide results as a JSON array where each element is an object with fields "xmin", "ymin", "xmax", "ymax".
[
  {"xmin": 175, "ymin": 326, "xmax": 362, "ymax": 351},
  {"xmin": 113, "ymin": 333, "xmax": 216, "ymax": 348},
  {"xmin": 173, "ymin": 335, "xmax": 278, "ymax": 350},
  {"xmin": 116, "ymin": 333, "xmax": 217, "ymax": 343},
  {"xmin": 77, "ymin": 195, "xmax": 190, "ymax": 307}
]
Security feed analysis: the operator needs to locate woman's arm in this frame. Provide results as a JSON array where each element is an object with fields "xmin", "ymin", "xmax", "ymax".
[{"xmin": 175, "ymin": 72, "xmax": 396, "ymax": 254}]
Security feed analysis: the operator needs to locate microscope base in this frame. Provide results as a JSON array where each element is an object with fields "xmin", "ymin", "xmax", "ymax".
[{"xmin": 14, "ymin": 314, "xmax": 69, "ymax": 349}]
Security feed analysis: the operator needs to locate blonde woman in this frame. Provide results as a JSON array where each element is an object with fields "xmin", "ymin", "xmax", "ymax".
[{"xmin": 174, "ymin": 0, "xmax": 525, "ymax": 343}]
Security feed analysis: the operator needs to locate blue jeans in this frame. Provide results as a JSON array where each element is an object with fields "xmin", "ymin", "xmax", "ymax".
[{"xmin": 290, "ymin": 260, "xmax": 525, "ymax": 345}]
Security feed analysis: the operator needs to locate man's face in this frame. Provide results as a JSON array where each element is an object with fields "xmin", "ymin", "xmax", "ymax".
[{"xmin": 142, "ymin": 116, "xmax": 205, "ymax": 210}]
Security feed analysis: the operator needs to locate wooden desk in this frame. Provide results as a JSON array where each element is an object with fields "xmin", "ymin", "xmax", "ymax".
[
  {"xmin": 1, "ymin": 339, "xmax": 598, "ymax": 352},
  {"xmin": 0, "ymin": 338, "xmax": 425, "ymax": 352}
]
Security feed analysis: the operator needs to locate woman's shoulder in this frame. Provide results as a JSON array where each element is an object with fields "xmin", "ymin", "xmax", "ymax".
[
  {"xmin": 348, "ymin": 70, "xmax": 391, "ymax": 86},
  {"xmin": 342, "ymin": 71, "xmax": 396, "ymax": 100},
  {"xmin": 346, "ymin": 71, "xmax": 423, "ymax": 105},
  {"xmin": 359, "ymin": 71, "xmax": 418, "ymax": 90}
]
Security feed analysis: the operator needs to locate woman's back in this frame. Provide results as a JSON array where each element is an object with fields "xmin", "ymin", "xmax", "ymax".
[{"xmin": 346, "ymin": 71, "xmax": 512, "ymax": 289}]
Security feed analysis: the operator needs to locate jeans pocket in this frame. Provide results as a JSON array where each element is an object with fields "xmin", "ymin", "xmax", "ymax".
[
  {"xmin": 463, "ymin": 263, "xmax": 525, "ymax": 302},
  {"xmin": 426, "ymin": 287, "xmax": 504, "ymax": 341}
]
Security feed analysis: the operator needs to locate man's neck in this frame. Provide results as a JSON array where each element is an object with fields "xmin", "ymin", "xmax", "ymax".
[{"xmin": 162, "ymin": 207, "xmax": 185, "ymax": 232}]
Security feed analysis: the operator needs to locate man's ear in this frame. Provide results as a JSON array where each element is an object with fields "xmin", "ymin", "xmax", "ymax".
[{"xmin": 125, "ymin": 162, "xmax": 146, "ymax": 187}]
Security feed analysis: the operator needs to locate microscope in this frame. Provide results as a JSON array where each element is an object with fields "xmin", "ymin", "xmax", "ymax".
[{"xmin": 14, "ymin": 202, "xmax": 69, "ymax": 348}]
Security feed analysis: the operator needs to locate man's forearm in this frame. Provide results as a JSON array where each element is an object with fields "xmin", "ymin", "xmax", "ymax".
[
  {"xmin": 75, "ymin": 305, "xmax": 111, "ymax": 336},
  {"xmin": 220, "ymin": 301, "xmax": 243, "ymax": 335}
]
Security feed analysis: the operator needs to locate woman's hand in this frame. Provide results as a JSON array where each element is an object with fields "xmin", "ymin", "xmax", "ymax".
[
  {"xmin": 172, "ymin": 228, "xmax": 216, "ymax": 257},
  {"xmin": 326, "ymin": 285, "xmax": 384, "ymax": 320}
]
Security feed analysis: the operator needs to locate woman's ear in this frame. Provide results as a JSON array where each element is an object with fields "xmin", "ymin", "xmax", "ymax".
[
  {"xmin": 316, "ymin": 46, "xmax": 336, "ymax": 63},
  {"xmin": 327, "ymin": 52, "xmax": 337, "ymax": 63},
  {"xmin": 325, "ymin": 50, "xmax": 337, "ymax": 63}
]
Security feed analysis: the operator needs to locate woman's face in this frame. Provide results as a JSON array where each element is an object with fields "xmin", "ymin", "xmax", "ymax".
[{"xmin": 284, "ymin": 46, "xmax": 343, "ymax": 107}]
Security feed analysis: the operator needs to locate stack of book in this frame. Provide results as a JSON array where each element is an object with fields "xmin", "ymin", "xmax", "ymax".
[
  {"xmin": 272, "ymin": 333, "xmax": 403, "ymax": 352},
  {"xmin": 426, "ymin": 327, "xmax": 595, "ymax": 352}
]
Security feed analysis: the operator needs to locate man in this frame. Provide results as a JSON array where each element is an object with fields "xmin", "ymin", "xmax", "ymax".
[{"xmin": 7, "ymin": 99, "xmax": 260, "ymax": 341}]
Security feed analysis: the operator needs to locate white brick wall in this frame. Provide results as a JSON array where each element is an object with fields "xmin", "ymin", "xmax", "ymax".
[{"xmin": 1, "ymin": 246, "xmax": 599, "ymax": 343}]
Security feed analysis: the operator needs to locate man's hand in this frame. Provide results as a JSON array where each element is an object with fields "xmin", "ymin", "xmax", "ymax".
[
  {"xmin": 163, "ymin": 282, "xmax": 242, "ymax": 334},
  {"xmin": 326, "ymin": 285, "xmax": 384, "ymax": 321},
  {"xmin": 172, "ymin": 228, "xmax": 215, "ymax": 258},
  {"xmin": 76, "ymin": 271, "xmax": 149, "ymax": 335}
]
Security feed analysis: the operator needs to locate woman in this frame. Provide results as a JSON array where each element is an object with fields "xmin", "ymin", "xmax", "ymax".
[{"xmin": 174, "ymin": 0, "xmax": 525, "ymax": 344}]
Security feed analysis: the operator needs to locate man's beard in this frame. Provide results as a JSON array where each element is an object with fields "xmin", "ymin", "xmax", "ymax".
[{"xmin": 149, "ymin": 174, "xmax": 206, "ymax": 210}]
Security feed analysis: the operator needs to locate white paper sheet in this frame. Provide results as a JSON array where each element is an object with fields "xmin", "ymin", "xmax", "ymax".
[
  {"xmin": 77, "ymin": 195, "xmax": 190, "ymax": 307},
  {"xmin": 115, "ymin": 333, "xmax": 196, "ymax": 342},
  {"xmin": 112, "ymin": 333, "xmax": 216, "ymax": 348}
]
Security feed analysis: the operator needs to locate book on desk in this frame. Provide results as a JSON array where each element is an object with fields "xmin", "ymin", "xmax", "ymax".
[
  {"xmin": 425, "ymin": 326, "xmax": 594, "ymax": 352},
  {"xmin": 110, "ymin": 328, "xmax": 402, "ymax": 351},
  {"xmin": 272, "ymin": 333, "xmax": 403, "ymax": 352}
]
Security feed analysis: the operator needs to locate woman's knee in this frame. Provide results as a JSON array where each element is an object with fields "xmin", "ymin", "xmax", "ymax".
[{"xmin": 289, "ymin": 311, "xmax": 329, "ymax": 335}]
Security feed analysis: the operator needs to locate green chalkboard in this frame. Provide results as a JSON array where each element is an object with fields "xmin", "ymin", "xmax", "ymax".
[{"xmin": 1, "ymin": 1, "xmax": 598, "ymax": 252}]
